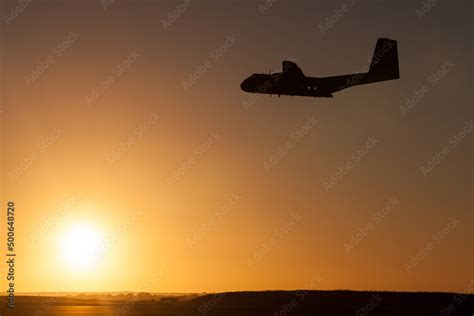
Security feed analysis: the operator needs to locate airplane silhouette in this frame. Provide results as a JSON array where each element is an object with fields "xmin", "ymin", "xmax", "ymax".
[{"xmin": 240, "ymin": 38, "xmax": 399, "ymax": 98}]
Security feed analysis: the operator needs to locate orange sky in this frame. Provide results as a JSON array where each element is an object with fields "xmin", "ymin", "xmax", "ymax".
[{"xmin": 0, "ymin": 0, "xmax": 472, "ymax": 293}]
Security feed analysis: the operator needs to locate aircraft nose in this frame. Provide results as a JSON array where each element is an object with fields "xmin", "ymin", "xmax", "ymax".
[{"xmin": 240, "ymin": 77, "xmax": 252, "ymax": 92}]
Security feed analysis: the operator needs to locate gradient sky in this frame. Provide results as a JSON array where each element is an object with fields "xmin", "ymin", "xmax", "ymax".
[{"xmin": 0, "ymin": 0, "xmax": 472, "ymax": 293}]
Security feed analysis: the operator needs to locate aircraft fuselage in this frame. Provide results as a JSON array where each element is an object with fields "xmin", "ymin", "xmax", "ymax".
[{"xmin": 240, "ymin": 72, "xmax": 373, "ymax": 98}]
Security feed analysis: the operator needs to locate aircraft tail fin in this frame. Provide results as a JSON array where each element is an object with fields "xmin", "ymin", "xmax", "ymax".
[{"xmin": 367, "ymin": 38, "xmax": 400, "ymax": 82}]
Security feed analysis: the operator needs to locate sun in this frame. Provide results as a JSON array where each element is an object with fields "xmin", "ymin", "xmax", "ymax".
[{"xmin": 60, "ymin": 223, "xmax": 105, "ymax": 271}]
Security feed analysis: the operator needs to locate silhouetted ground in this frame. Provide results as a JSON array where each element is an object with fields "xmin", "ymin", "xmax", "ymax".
[{"xmin": 1, "ymin": 290, "xmax": 473, "ymax": 315}]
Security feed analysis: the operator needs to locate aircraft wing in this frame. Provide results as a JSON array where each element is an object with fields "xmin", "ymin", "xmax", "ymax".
[{"xmin": 282, "ymin": 61, "xmax": 305, "ymax": 79}]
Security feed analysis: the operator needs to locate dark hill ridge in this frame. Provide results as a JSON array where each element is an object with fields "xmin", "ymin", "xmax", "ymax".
[
  {"xmin": 185, "ymin": 290, "xmax": 473, "ymax": 316},
  {"xmin": 2, "ymin": 290, "xmax": 473, "ymax": 315}
]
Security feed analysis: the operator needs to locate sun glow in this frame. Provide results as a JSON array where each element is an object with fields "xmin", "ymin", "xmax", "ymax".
[{"xmin": 60, "ymin": 224, "xmax": 104, "ymax": 271}]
